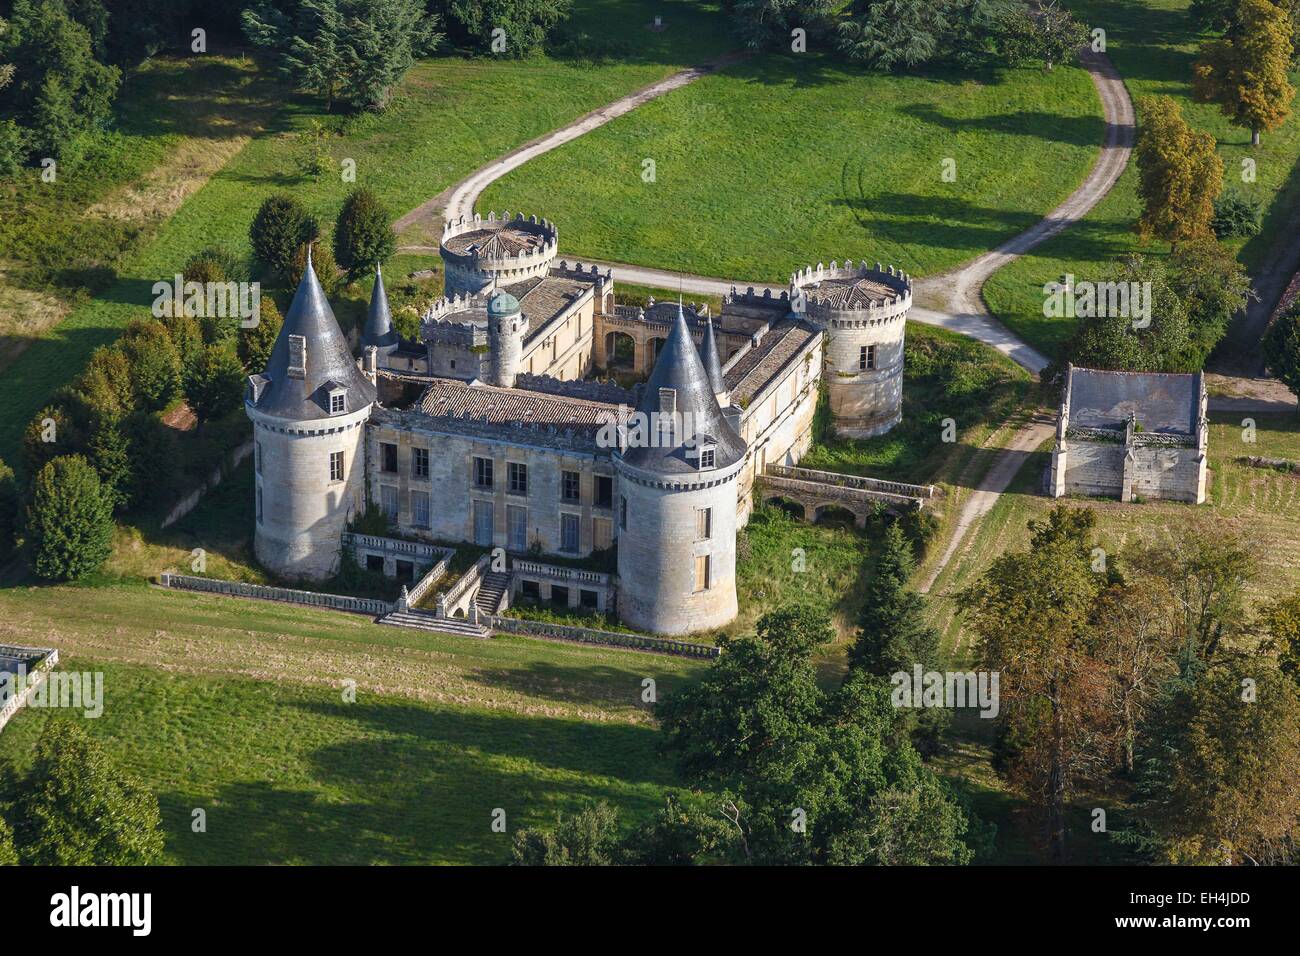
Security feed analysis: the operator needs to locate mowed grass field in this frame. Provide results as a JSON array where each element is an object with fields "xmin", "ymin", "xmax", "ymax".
[
  {"xmin": 480, "ymin": 46, "xmax": 1103, "ymax": 282},
  {"xmin": 984, "ymin": 0, "xmax": 1300, "ymax": 360},
  {"xmin": 923, "ymin": 413, "xmax": 1300, "ymax": 662},
  {"xmin": 0, "ymin": 584, "xmax": 704, "ymax": 864},
  {"xmin": 0, "ymin": 0, "xmax": 737, "ymax": 468}
]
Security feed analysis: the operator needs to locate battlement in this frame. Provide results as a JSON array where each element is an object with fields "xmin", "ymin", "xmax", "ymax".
[
  {"xmin": 722, "ymin": 286, "xmax": 792, "ymax": 310},
  {"xmin": 790, "ymin": 260, "xmax": 911, "ymax": 325},
  {"xmin": 440, "ymin": 211, "xmax": 559, "ymax": 264},
  {"xmin": 552, "ymin": 260, "xmax": 613, "ymax": 284}
]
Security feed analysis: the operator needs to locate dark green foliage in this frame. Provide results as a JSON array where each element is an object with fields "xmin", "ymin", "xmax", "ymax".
[
  {"xmin": 0, "ymin": 0, "xmax": 121, "ymax": 161},
  {"xmin": 239, "ymin": 297, "xmax": 284, "ymax": 373},
  {"xmin": 21, "ymin": 404, "xmax": 84, "ymax": 478},
  {"xmin": 123, "ymin": 412, "xmax": 181, "ymax": 510},
  {"xmin": 183, "ymin": 245, "xmax": 246, "ymax": 285},
  {"xmin": 243, "ymin": 0, "xmax": 442, "ymax": 111},
  {"xmin": 998, "ymin": 0, "xmax": 1090, "ymax": 71},
  {"xmin": 0, "ymin": 458, "xmax": 18, "ymax": 561},
  {"xmin": 24, "ymin": 454, "xmax": 114, "ymax": 581},
  {"xmin": 511, "ymin": 801, "xmax": 622, "ymax": 865},
  {"xmin": 288, "ymin": 236, "xmax": 340, "ymax": 291},
  {"xmin": 87, "ymin": 414, "xmax": 132, "ymax": 513},
  {"xmin": 120, "ymin": 319, "xmax": 182, "ymax": 412},
  {"xmin": 8, "ymin": 721, "xmax": 164, "ymax": 865},
  {"xmin": 250, "ymin": 194, "xmax": 315, "ymax": 283},
  {"xmin": 0, "ymin": 119, "xmax": 28, "ymax": 177},
  {"xmin": 1263, "ymin": 300, "xmax": 1300, "ymax": 406},
  {"xmin": 184, "ymin": 345, "xmax": 247, "ymax": 428},
  {"xmin": 1212, "ymin": 190, "xmax": 1264, "ymax": 238},
  {"xmin": 160, "ymin": 312, "xmax": 206, "ymax": 372},
  {"xmin": 0, "ymin": 815, "xmax": 17, "ymax": 866},
  {"xmin": 850, "ymin": 522, "xmax": 940, "ymax": 676},
  {"xmin": 333, "ymin": 187, "xmax": 396, "ymax": 279},
  {"xmin": 836, "ymin": 0, "xmax": 1017, "ymax": 71},
  {"xmin": 728, "ymin": 0, "xmax": 837, "ymax": 51},
  {"xmin": 445, "ymin": 0, "xmax": 570, "ymax": 57},
  {"xmin": 74, "ymin": 346, "xmax": 135, "ymax": 420},
  {"xmin": 1167, "ymin": 239, "xmax": 1253, "ymax": 365}
]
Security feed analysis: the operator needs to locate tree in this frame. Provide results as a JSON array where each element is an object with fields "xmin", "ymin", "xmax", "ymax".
[
  {"xmin": 120, "ymin": 319, "xmax": 182, "ymax": 412},
  {"xmin": 1167, "ymin": 238, "xmax": 1253, "ymax": 367},
  {"xmin": 124, "ymin": 412, "xmax": 180, "ymax": 510},
  {"xmin": 75, "ymin": 345, "xmax": 135, "ymax": 419},
  {"xmin": 1194, "ymin": 0, "xmax": 1295, "ymax": 146},
  {"xmin": 184, "ymin": 345, "xmax": 247, "ymax": 429},
  {"xmin": 333, "ymin": 187, "xmax": 397, "ymax": 280},
  {"xmin": 1135, "ymin": 95, "xmax": 1223, "ymax": 245},
  {"xmin": 1262, "ymin": 588, "xmax": 1300, "ymax": 682},
  {"xmin": 511, "ymin": 802, "xmax": 623, "ymax": 865},
  {"xmin": 1263, "ymin": 300, "xmax": 1300, "ymax": 408},
  {"xmin": 86, "ymin": 413, "xmax": 133, "ymax": 513},
  {"xmin": 0, "ymin": 0, "xmax": 120, "ymax": 159},
  {"xmin": 244, "ymin": 0, "xmax": 442, "ymax": 111},
  {"xmin": 958, "ymin": 506, "xmax": 1110, "ymax": 860},
  {"xmin": 21, "ymin": 404, "xmax": 84, "ymax": 477},
  {"xmin": 850, "ymin": 522, "xmax": 940, "ymax": 676},
  {"xmin": 0, "ymin": 457, "xmax": 18, "ymax": 562},
  {"xmin": 1191, "ymin": 0, "xmax": 1300, "ymax": 66},
  {"xmin": 250, "ymin": 194, "xmax": 315, "ymax": 283},
  {"xmin": 1064, "ymin": 254, "xmax": 1193, "ymax": 372},
  {"xmin": 10, "ymin": 721, "xmax": 164, "ymax": 865},
  {"xmin": 1124, "ymin": 663, "xmax": 1300, "ymax": 864},
  {"xmin": 998, "ymin": 0, "xmax": 1089, "ymax": 71},
  {"xmin": 239, "ymin": 297, "xmax": 284, "ymax": 373},
  {"xmin": 0, "ymin": 815, "xmax": 17, "ymax": 866},
  {"xmin": 24, "ymin": 455, "xmax": 114, "ymax": 581},
  {"xmin": 728, "ymin": 0, "xmax": 837, "ymax": 51},
  {"xmin": 837, "ymin": 0, "xmax": 951, "ymax": 69},
  {"xmin": 445, "ymin": 0, "xmax": 569, "ymax": 58}
]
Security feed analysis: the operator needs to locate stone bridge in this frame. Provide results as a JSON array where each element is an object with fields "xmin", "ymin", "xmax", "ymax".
[{"xmin": 760, "ymin": 464, "xmax": 935, "ymax": 526}]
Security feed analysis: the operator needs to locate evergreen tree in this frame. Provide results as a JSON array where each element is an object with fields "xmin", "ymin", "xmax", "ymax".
[
  {"xmin": 250, "ymin": 194, "xmax": 315, "ymax": 283},
  {"xmin": 850, "ymin": 522, "xmax": 940, "ymax": 676},
  {"xmin": 333, "ymin": 187, "xmax": 396, "ymax": 280},
  {"xmin": 1135, "ymin": 95, "xmax": 1223, "ymax": 245},
  {"xmin": 1194, "ymin": 0, "xmax": 1295, "ymax": 145},
  {"xmin": 124, "ymin": 413, "xmax": 180, "ymax": 509},
  {"xmin": 11, "ymin": 721, "xmax": 165, "ymax": 866},
  {"xmin": 445, "ymin": 0, "xmax": 569, "ymax": 58},
  {"xmin": 184, "ymin": 345, "xmax": 247, "ymax": 429},
  {"xmin": 86, "ymin": 413, "xmax": 133, "ymax": 513},
  {"xmin": 24, "ymin": 455, "xmax": 114, "ymax": 581}
]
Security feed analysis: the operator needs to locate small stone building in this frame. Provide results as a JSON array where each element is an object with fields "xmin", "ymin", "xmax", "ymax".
[{"xmin": 1050, "ymin": 365, "xmax": 1208, "ymax": 504}]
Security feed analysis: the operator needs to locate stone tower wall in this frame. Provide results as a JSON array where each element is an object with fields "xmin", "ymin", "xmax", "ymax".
[
  {"xmin": 440, "ymin": 211, "xmax": 558, "ymax": 297},
  {"xmin": 615, "ymin": 459, "xmax": 741, "ymax": 635},
  {"xmin": 250, "ymin": 403, "xmax": 371, "ymax": 580},
  {"xmin": 489, "ymin": 309, "xmax": 527, "ymax": 388}
]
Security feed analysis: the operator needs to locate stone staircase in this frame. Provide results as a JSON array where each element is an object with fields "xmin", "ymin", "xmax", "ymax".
[
  {"xmin": 476, "ymin": 572, "xmax": 511, "ymax": 614},
  {"xmin": 379, "ymin": 607, "xmax": 489, "ymax": 638}
]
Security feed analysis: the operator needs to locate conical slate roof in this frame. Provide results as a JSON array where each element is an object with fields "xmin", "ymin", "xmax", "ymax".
[
  {"xmin": 621, "ymin": 302, "xmax": 745, "ymax": 475},
  {"xmin": 700, "ymin": 315, "xmax": 727, "ymax": 397},
  {"xmin": 361, "ymin": 264, "xmax": 398, "ymax": 350},
  {"xmin": 249, "ymin": 251, "xmax": 376, "ymax": 421}
]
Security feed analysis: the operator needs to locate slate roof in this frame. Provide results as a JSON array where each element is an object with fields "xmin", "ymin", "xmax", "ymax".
[
  {"xmin": 361, "ymin": 265, "xmax": 398, "ymax": 351},
  {"xmin": 1066, "ymin": 366, "xmax": 1202, "ymax": 436},
  {"xmin": 621, "ymin": 302, "xmax": 746, "ymax": 475},
  {"xmin": 701, "ymin": 315, "xmax": 727, "ymax": 396},
  {"xmin": 249, "ymin": 252, "xmax": 376, "ymax": 421},
  {"xmin": 724, "ymin": 319, "xmax": 820, "ymax": 405}
]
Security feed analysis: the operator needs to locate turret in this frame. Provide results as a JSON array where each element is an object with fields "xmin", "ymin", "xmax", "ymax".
[
  {"xmin": 440, "ymin": 211, "xmax": 558, "ymax": 297},
  {"xmin": 360, "ymin": 264, "xmax": 398, "ymax": 361},
  {"xmin": 614, "ymin": 303, "xmax": 747, "ymax": 635},
  {"xmin": 245, "ymin": 249, "xmax": 377, "ymax": 579},
  {"xmin": 700, "ymin": 314, "xmax": 729, "ymax": 407},
  {"xmin": 486, "ymin": 290, "xmax": 526, "ymax": 388}
]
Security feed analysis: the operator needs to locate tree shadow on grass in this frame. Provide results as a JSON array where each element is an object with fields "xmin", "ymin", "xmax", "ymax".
[
  {"xmin": 466, "ymin": 657, "xmax": 698, "ymax": 711},
  {"xmin": 899, "ymin": 104, "xmax": 1106, "ymax": 149}
]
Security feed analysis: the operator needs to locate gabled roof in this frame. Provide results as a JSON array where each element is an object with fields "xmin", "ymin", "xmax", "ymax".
[
  {"xmin": 249, "ymin": 251, "xmax": 376, "ymax": 421},
  {"xmin": 361, "ymin": 265, "xmax": 398, "ymax": 351},
  {"xmin": 1066, "ymin": 366, "xmax": 1202, "ymax": 435},
  {"xmin": 621, "ymin": 302, "xmax": 746, "ymax": 475}
]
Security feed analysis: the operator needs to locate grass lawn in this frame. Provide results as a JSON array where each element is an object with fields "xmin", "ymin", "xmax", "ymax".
[
  {"xmin": 924, "ymin": 412, "xmax": 1300, "ymax": 662},
  {"xmin": 984, "ymin": 0, "xmax": 1300, "ymax": 360},
  {"xmin": 480, "ymin": 49, "xmax": 1102, "ymax": 283},
  {"xmin": 0, "ymin": 0, "xmax": 737, "ymax": 470}
]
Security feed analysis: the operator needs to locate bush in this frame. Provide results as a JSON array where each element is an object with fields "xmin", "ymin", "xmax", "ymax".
[
  {"xmin": 250, "ymin": 194, "xmax": 314, "ymax": 283},
  {"xmin": 333, "ymin": 187, "xmax": 396, "ymax": 280},
  {"xmin": 238, "ymin": 296, "xmax": 283, "ymax": 372},
  {"xmin": 1212, "ymin": 191, "xmax": 1264, "ymax": 239},
  {"xmin": 184, "ymin": 344, "xmax": 246, "ymax": 428},
  {"xmin": 24, "ymin": 454, "xmax": 114, "ymax": 581},
  {"xmin": 120, "ymin": 319, "xmax": 182, "ymax": 412}
]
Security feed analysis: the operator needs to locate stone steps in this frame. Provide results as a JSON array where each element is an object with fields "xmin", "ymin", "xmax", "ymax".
[
  {"xmin": 475, "ymin": 572, "xmax": 511, "ymax": 614},
  {"xmin": 379, "ymin": 609, "xmax": 489, "ymax": 638}
]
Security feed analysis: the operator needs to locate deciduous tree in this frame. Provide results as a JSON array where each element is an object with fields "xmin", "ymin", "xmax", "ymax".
[
  {"xmin": 24, "ymin": 454, "xmax": 114, "ymax": 581},
  {"xmin": 1135, "ymin": 95, "xmax": 1223, "ymax": 244},
  {"xmin": 333, "ymin": 187, "xmax": 396, "ymax": 280},
  {"xmin": 1263, "ymin": 300, "xmax": 1300, "ymax": 408},
  {"xmin": 1193, "ymin": 0, "xmax": 1295, "ymax": 145}
]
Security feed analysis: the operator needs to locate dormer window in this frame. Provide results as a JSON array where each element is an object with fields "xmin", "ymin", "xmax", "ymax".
[{"xmin": 329, "ymin": 389, "xmax": 346, "ymax": 414}]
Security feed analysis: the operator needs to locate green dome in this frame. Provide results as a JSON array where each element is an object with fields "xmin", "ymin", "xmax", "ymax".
[{"xmin": 487, "ymin": 291, "xmax": 520, "ymax": 317}]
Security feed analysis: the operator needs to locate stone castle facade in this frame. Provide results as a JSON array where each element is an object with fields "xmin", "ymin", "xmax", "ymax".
[{"xmin": 246, "ymin": 211, "xmax": 913, "ymax": 635}]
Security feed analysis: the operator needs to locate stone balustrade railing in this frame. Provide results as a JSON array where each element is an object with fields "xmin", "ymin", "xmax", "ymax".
[
  {"xmin": 0, "ymin": 646, "xmax": 58, "ymax": 733},
  {"xmin": 763, "ymin": 473, "xmax": 922, "ymax": 510},
  {"xmin": 342, "ymin": 533, "xmax": 446, "ymax": 561},
  {"xmin": 159, "ymin": 573, "xmax": 391, "ymax": 617},
  {"xmin": 487, "ymin": 616, "xmax": 718, "ymax": 659},
  {"xmin": 438, "ymin": 555, "xmax": 490, "ymax": 617},
  {"xmin": 512, "ymin": 560, "xmax": 611, "ymax": 586},
  {"xmin": 765, "ymin": 464, "xmax": 935, "ymax": 499},
  {"xmin": 406, "ymin": 553, "xmax": 451, "ymax": 608}
]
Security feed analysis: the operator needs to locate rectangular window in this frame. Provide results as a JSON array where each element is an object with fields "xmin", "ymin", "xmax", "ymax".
[
  {"xmin": 330, "ymin": 392, "xmax": 345, "ymax": 414},
  {"xmin": 561, "ymin": 513, "xmax": 580, "ymax": 553},
  {"xmin": 329, "ymin": 451, "xmax": 344, "ymax": 482},
  {"xmin": 595, "ymin": 475, "xmax": 613, "ymax": 508},
  {"xmin": 860, "ymin": 345, "xmax": 876, "ymax": 371},
  {"xmin": 508, "ymin": 461, "xmax": 528, "ymax": 496},
  {"xmin": 561, "ymin": 470, "xmax": 580, "ymax": 503},
  {"xmin": 507, "ymin": 505, "xmax": 527, "ymax": 551},
  {"xmin": 594, "ymin": 517, "xmax": 612, "ymax": 551},
  {"xmin": 696, "ymin": 507, "xmax": 712, "ymax": 541},
  {"xmin": 694, "ymin": 554, "xmax": 711, "ymax": 593},
  {"xmin": 473, "ymin": 456, "xmax": 494, "ymax": 489},
  {"xmin": 381, "ymin": 485, "xmax": 399, "ymax": 522},
  {"xmin": 255, "ymin": 441, "xmax": 262, "ymax": 475},
  {"xmin": 381, "ymin": 442, "xmax": 398, "ymax": 473},
  {"xmin": 473, "ymin": 499, "xmax": 494, "ymax": 546},
  {"xmin": 620, "ymin": 495, "xmax": 628, "ymax": 531},
  {"xmin": 411, "ymin": 491, "xmax": 430, "ymax": 529},
  {"xmin": 411, "ymin": 447, "xmax": 429, "ymax": 479},
  {"xmin": 256, "ymin": 486, "xmax": 263, "ymax": 524}
]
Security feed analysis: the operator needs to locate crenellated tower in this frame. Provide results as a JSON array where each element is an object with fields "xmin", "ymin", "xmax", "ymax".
[{"xmin": 439, "ymin": 211, "xmax": 558, "ymax": 297}]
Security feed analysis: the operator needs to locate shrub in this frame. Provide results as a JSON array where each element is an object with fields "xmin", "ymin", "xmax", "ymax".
[
  {"xmin": 184, "ymin": 344, "xmax": 246, "ymax": 428},
  {"xmin": 333, "ymin": 187, "xmax": 396, "ymax": 280},
  {"xmin": 21, "ymin": 404, "xmax": 84, "ymax": 477},
  {"xmin": 120, "ymin": 319, "xmax": 182, "ymax": 412},
  {"xmin": 1212, "ymin": 191, "xmax": 1264, "ymax": 239},
  {"xmin": 238, "ymin": 296, "xmax": 283, "ymax": 372},
  {"xmin": 24, "ymin": 454, "xmax": 114, "ymax": 581},
  {"xmin": 250, "ymin": 194, "xmax": 314, "ymax": 283}
]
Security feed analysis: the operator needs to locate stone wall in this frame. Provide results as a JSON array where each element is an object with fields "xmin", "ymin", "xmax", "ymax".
[
  {"xmin": 158, "ymin": 573, "xmax": 391, "ymax": 616},
  {"xmin": 488, "ymin": 615, "xmax": 718, "ymax": 658}
]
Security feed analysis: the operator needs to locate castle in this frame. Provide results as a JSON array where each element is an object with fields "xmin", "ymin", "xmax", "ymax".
[{"xmin": 246, "ymin": 212, "xmax": 913, "ymax": 635}]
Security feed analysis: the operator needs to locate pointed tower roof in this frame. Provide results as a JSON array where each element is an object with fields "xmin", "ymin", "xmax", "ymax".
[
  {"xmin": 621, "ymin": 301, "xmax": 745, "ymax": 475},
  {"xmin": 700, "ymin": 314, "xmax": 727, "ymax": 399},
  {"xmin": 361, "ymin": 264, "xmax": 398, "ymax": 351},
  {"xmin": 248, "ymin": 249, "xmax": 376, "ymax": 421}
]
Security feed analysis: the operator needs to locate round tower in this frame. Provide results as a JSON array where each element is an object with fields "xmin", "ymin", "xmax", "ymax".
[
  {"xmin": 791, "ymin": 260, "xmax": 911, "ymax": 438},
  {"xmin": 615, "ymin": 303, "xmax": 748, "ymax": 636},
  {"xmin": 486, "ymin": 290, "xmax": 527, "ymax": 388},
  {"xmin": 360, "ymin": 264, "xmax": 398, "ymax": 362},
  {"xmin": 245, "ymin": 251, "xmax": 377, "ymax": 580},
  {"xmin": 440, "ymin": 211, "xmax": 558, "ymax": 297}
]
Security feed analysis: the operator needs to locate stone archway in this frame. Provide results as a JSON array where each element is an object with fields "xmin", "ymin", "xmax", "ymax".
[
  {"xmin": 764, "ymin": 495, "xmax": 806, "ymax": 520},
  {"xmin": 605, "ymin": 330, "xmax": 636, "ymax": 369}
]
